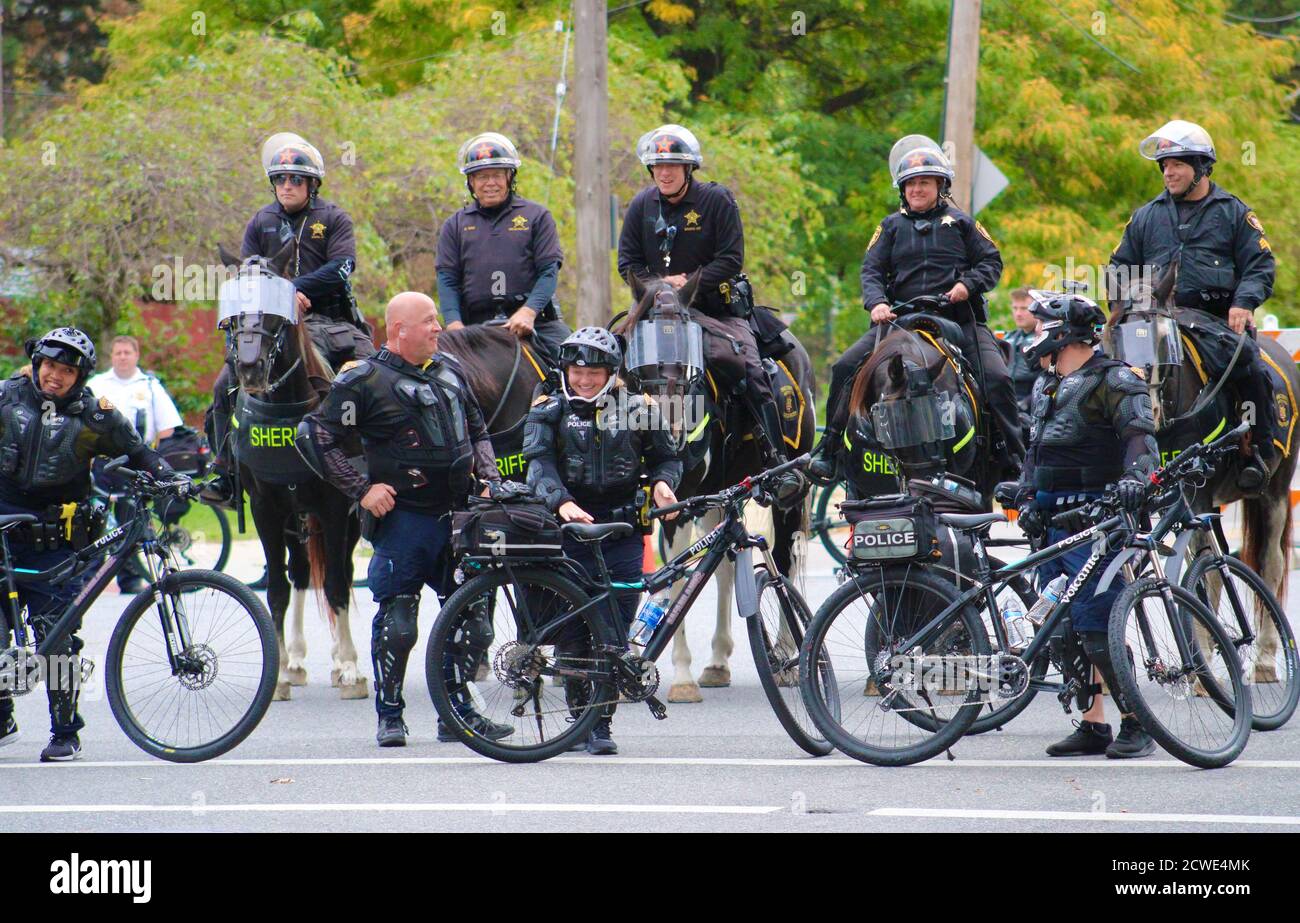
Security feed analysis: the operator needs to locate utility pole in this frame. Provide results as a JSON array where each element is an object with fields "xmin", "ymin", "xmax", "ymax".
[
  {"xmin": 941, "ymin": 0, "xmax": 981, "ymax": 212},
  {"xmin": 1, "ymin": 6, "xmax": 6, "ymax": 145},
  {"xmin": 572, "ymin": 0, "xmax": 610, "ymax": 328}
]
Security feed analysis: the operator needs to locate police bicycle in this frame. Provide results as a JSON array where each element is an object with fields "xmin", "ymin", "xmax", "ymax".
[
  {"xmin": 425, "ymin": 455, "xmax": 838, "ymax": 763},
  {"xmin": 91, "ymin": 467, "xmax": 232, "ymax": 575},
  {"xmin": 0, "ymin": 457, "xmax": 278, "ymax": 762},
  {"xmin": 799, "ymin": 423, "xmax": 1254, "ymax": 768}
]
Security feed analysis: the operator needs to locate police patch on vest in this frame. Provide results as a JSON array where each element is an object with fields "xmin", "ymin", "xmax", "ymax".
[
  {"xmin": 509, "ymin": 215, "xmax": 529, "ymax": 231},
  {"xmin": 1277, "ymin": 393, "xmax": 1290, "ymax": 426},
  {"xmin": 975, "ymin": 220, "xmax": 996, "ymax": 245},
  {"xmin": 781, "ymin": 384, "xmax": 797, "ymax": 419},
  {"xmin": 98, "ymin": 396, "xmax": 115, "ymax": 411},
  {"xmin": 1245, "ymin": 212, "xmax": 1265, "ymax": 234}
]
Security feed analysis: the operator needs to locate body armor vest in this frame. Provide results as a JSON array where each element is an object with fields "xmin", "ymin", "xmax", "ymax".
[
  {"xmin": 363, "ymin": 352, "xmax": 472, "ymax": 490},
  {"xmin": 0, "ymin": 379, "xmax": 95, "ymax": 490},
  {"xmin": 1028, "ymin": 359, "xmax": 1127, "ymax": 491}
]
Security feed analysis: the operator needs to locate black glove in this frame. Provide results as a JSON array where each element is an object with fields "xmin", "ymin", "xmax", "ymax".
[
  {"xmin": 1017, "ymin": 502, "xmax": 1044, "ymax": 539},
  {"xmin": 1115, "ymin": 477, "xmax": 1146, "ymax": 513}
]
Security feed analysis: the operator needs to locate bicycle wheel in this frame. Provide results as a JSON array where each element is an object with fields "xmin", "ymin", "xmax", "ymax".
[
  {"xmin": 158, "ymin": 501, "xmax": 232, "ymax": 574},
  {"xmin": 800, "ymin": 566, "xmax": 989, "ymax": 766},
  {"xmin": 812, "ymin": 480, "xmax": 851, "ymax": 565},
  {"xmin": 965, "ymin": 561, "xmax": 1052, "ymax": 735},
  {"xmin": 1182, "ymin": 551, "xmax": 1298, "ymax": 731},
  {"xmin": 105, "ymin": 569, "xmax": 278, "ymax": 763},
  {"xmin": 1108, "ymin": 579, "xmax": 1252, "ymax": 769},
  {"xmin": 426, "ymin": 566, "xmax": 616, "ymax": 763},
  {"xmin": 747, "ymin": 566, "xmax": 835, "ymax": 756}
]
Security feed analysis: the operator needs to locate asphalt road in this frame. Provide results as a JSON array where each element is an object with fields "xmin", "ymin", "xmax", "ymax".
[{"xmin": 3, "ymin": 522, "xmax": 1298, "ymax": 833}]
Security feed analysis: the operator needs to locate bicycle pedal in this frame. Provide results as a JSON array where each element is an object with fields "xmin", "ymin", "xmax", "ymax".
[{"xmin": 645, "ymin": 695, "xmax": 668, "ymax": 720}]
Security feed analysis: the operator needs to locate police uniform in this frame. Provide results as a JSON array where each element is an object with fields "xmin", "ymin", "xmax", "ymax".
[
  {"xmin": 825, "ymin": 201, "xmax": 1024, "ymax": 466},
  {"xmin": 1108, "ymin": 183, "xmax": 1277, "ymax": 459},
  {"xmin": 1020, "ymin": 353, "xmax": 1159, "ymax": 632},
  {"xmin": 1003, "ymin": 327, "xmax": 1043, "ymax": 407},
  {"xmin": 0, "ymin": 370, "xmax": 173, "ymax": 744},
  {"xmin": 297, "ymin": 347, "xmax": 499, "ymax": 725},
  {"xmin": 436, "ymin": 194, "xmax": 571, "ymax": 361},
  {"xmin": 617, "ymin": 179, "xmax": 786, "ymax": 461}
]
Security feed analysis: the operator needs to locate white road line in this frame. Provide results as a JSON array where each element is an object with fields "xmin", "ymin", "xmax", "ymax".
[
  {"xmin": 871, "ymin": 807, "xmax": 1300, "ymax": 826},
  {"xmin": 1, "ymin": 756, "xmax": 1298, "ymax": 769},
  {"xmin": 0, "ymin": 801, "xmax": 780, "ymax": 816}
]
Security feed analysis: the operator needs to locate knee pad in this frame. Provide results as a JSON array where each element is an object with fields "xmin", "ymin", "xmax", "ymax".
[
  {"xmin": 379, "ymin": 594, "xmax": 420, "ymax": 654},
  {"xmin": 1081, "ymin": 630, "xmax": 1133, "ymax": 713}
]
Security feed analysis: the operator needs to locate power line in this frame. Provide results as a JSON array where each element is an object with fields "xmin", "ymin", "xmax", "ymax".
[
  {"xmin": 1224, "ymin": 8, "xmax": 1300, "ymax": 23},
  {"xmin": 1042, "ymin": 0, "xmax": 1141, "ymax": 72}
]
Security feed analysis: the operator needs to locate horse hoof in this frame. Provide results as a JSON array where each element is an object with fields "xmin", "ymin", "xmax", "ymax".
[
  {"xmin": 286, "ymin": 666, "xmax": 308, "ymax": 687},
  {"xmin": 698, "ymin": 666, "xmax": 731, "ymax": 688},
  {"xmin": 330, "ymin": 668, "xmax": 341, "ymax": 687},
  {"xmin": 339, "ymin": 678, "xmax": 369, "ymax": 700},
  {"xmin": 274, "ymin": 681, "xmax": 292, "ymax": 702},
  {"xmin": 668, "ymin": 682, "xmax": 704, "ymax": 703},
  {"xmin": 1255, "ymin": 666, "xmax": 1280, "ymax": 685}
]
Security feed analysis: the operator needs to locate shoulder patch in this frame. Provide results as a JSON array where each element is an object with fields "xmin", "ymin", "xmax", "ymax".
[
  {"xmin": 334, "ymin": 360, "xmax": 372, "ymax": 384},
  {"xmin": 1245, "ymin": 211, "xmax": 1265, "ymax": 235},
  {"xmin": 98, "ymin": 396, "xmax": 115, "ymax": 411},
  {"xmin": 975, "ymin": 220, "xmax": 997, "ymax": 245},
  {"xmin": 532, "ymin": 393, "xmax": 550, "ymax": 407},
  {"xmin": 1127, "ymin": 365, "xmax": 1146, "ymax": 381},
  {"xmin": 866, "ymin": 223, "xmax": 883, "ymax": 251},
  {"xmin": 338, "ymin": 360, "xmax": 361, "ymax": 374}
]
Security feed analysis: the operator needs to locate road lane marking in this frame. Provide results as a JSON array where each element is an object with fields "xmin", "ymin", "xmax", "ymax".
[
  {"xmin": 2, "ymin": 756, "xmax": 1298, "ymax": 769},
  {"xmin": 871, "ymin": 807, "xmax": 1300, "ymax": 826},
  {"xmin": 0, "ymin": 801, "xmax": 780, "ymax": 816}
]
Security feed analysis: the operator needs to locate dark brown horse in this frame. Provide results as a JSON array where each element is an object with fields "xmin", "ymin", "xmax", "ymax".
[{"xmin": 616, "ymin": 276, "xmax": 816, "ymax": 702}]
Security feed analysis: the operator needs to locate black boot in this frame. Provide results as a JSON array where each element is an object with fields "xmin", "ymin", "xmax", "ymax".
[
  {"xmin": 807, "ymin": 427, "xmax": 843, "ymax": 484},
  {"xmin": 199, "ymin": 403, "xmax": 237, "ymax": 510},
  {"xmin": 587, "ymin": 717, "xmax": 618, "ymax": 755},
  {"xmin": 1106, "ymin": 715, "xmax": 1156, "ymax": 759},
  {"xmin": 1237, "ymin": 438, "xmax": 1274, "ymax": 495},
  {"xmin": 376, "ymin": 715, "xmax": 408, "ymax": 748},
  {"xmin": 40, "ymin": 734, "xmax": 82, "ymax": 762},
  {"xmin": 748, "ymin": 398, "xmax": 803, "ymax": 506},
  {"xmin": 1045, "ymin": 719, "xmax": 1113, "ymax": 756},
  {"xmin": 437, "ymin": 712, "xmax": 514, "ymax": 742}
]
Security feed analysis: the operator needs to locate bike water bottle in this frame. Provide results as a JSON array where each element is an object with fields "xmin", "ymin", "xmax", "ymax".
[
  {"xmin": 1027, "ymin": 575, "xmax": 1068, "ymax": 626},
  {"xmin": 1001, "ymin": 597, "xmax": 1030, "ymax": 651},
  {"xmin": 629, "ymin": 595, "xmax": 670, "ymax": 646}
]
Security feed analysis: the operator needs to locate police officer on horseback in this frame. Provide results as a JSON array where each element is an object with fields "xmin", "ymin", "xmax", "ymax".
[
  {"xmin": 436, "ymin": 132, "xmax": 572, "ymax": 363},
  {"xmin": 523, "ymin": 327, "xmax": 683, "ymax": 754},
  {"xmin": 810, "ymin": 135, "xmax": 1024, "ymax": 483},
  {"xmin": 1108, "ymin": 120, "xmax": 1277, "ymax": 492},
  {"xmin": 0, "ymin": 328, "xmax": 177, "ymax": 762},
  {"xmin": 617, "ymin": 123, "xmax": 790, "ymax": 472},
  {"xmin": 1013, "ymin": 293, "xmax": 1159, "ymax": 759},
  {"xmin": 202, "ymin": 132, "xmax": 376, "ymax": 509},
  {"xmin": 296, "ymin": 292, "xmax": 508, "ymax": 747}
]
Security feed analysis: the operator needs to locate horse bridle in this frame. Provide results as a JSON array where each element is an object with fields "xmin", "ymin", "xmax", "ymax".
[{"xmin": 226, "ymin": 312, "xmax": 302, "ymax": 396}]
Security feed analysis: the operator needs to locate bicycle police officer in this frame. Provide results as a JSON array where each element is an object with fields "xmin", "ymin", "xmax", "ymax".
[
  {"xmin": 0, "ymin": 328, "xmax": 177, "ymax": 762},
  {"xmin": 436, "ymin": 132, "xmax": 572, "ymax": 363},
  {"xmin": 523, "ymin": 327, "xmax": 682, "ymax": 754},
  {"xmin": 1108, "ymin": 120, "xmax": 1277, "ymax": 492},
  {"xmin": 296, "ymin": 292, "xmax": 510, "ymax": 748},
  {"xmin": 203, "ymin": 132, "xmax": 376, "ymax": 509},
  {"xmin": 811, "ymin": 135, "xmax": 1023, "ymax": 482},
  {"xmin": 617, "ymin": 123, "xmax": 789, "ymax": 472},
  {"xmin": 1014, "ymin": 294, "xmax": 1159, "ymax": 759}
]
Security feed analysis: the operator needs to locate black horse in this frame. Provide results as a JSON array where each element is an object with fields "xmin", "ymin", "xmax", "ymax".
[
  {"xmin": 217, "ymin": 245, "xmax": 366, "ymax": 701},
  {"xmin": 616, "ymin": 276, "xmax": 816, "ymax": 702}
]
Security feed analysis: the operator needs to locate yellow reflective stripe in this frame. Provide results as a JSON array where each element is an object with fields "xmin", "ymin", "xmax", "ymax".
[
  {"xmin": 916, "ymin": 330, "xmax": 979, "ymax": 428},
  {"xmin": 688, "ymin": 413, "xmax": 711, "ymax": 443},
  {"xmin": 953, "ymin": 425, "xmax": 975, "ymax": 453},
  {"xmin": 519, "ymin": 344, "xmax": 546, "ymax": 383},
  {"xmin": 843, "ymin": 429, "xmax": 853, "ymax": 450},
  {"xmin": 1179, "ymin": 333, "xmax": 1207, "ymax": 386},
  {"xmin": 1200, "ymin": 418, "xmax": 1226, "ymax": 444}
]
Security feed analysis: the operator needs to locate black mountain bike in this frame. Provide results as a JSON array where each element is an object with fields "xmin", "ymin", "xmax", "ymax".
[
  {"xmin": 426, "ymin": 455, "xmax": 838, "ymax": 763},
  {"xmin": 0, "ymin": 458, "xmax": 278, "ymax": 762},
  {"xmin": 800, "ymin": 423, "xmax": 1253, "ymax": 769}
]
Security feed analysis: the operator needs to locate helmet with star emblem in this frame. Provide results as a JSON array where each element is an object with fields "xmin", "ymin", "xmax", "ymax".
[
  {"xmin": 888, "ymin": 134, "xmax": 954, "ymax": 191},
  {"xmin": 262, "ymin": 132, "xmax": 325, "ymax": 182},
  {"xmin": 636, "ymin": 124, "xmax": 703, "ymax": 170},
  {"xmin": 458, "ymin": 132, "xmax": 522, "ymax": 175}
]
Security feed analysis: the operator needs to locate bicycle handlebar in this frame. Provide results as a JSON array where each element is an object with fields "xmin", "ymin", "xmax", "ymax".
[
  {"xmin": 648, "ymin": 454, "xmax": 811, "ymax": 520},
  {"xmin": 103, "ymin": 456, "xmax": 199, "ymax": 501}
]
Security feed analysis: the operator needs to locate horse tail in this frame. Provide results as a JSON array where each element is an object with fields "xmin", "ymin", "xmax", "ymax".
[{"xmin": 304, "ymin": 513, "xmax": 336, "ymax": 629}]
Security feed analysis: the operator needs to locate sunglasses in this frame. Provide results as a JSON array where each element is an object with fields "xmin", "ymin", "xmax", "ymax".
[{"xmin": 271, "ymin": 174, "xmax": 308, "ymax": 187}]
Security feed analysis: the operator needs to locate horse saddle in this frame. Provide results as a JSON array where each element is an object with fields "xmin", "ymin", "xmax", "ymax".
[
  {"xmin": 306, "ymin": 317, "xmax": 377, "ymax": 373},
  {"xmin": 893, "ymin": 313, "xmax": 969, "ymax": 354}
]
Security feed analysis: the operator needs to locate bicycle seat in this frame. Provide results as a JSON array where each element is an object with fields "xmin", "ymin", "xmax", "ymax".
[
  {"xmin": 937, "ymin": 512, "xmax": 1007, "ymax": 532},
  {"xmin": 561, "ymin": 522, "xmax": 635, "ymax": 543},
  {"xmin": 0, "ymin": 513, "xmax": 38, "ymax": 531}
]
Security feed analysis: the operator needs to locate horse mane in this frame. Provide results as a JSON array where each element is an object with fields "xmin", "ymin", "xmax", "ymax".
[
  {"xmin": 438, "ymin": 324, "xmax": 517, "ymax": 402},
  {"xmin": 614, "ymin": 275, "xmax": 699, "ymax": 336},
  {"xmin": 292, "ymin": 320, "xmax": 334, "ymax": 385},
  {"xmin": 846, "ymin": 329, "xmax": 932, "ymax": 419}
]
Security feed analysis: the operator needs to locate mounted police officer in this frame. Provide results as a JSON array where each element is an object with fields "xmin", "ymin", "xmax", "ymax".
[
  {"xmin": 436, "ymin": 132, "xmax": 571, "ymax": 363},
  {"xmin": 0, "ymin": 328, "xmax": 177, "ymax": 762},
  {"xmin": 523, "ymin": 327, "xmax": 682, "ymax": 754},
  {"xmin": 1108, "ymin": 120, "xmax": 1277, "ymax": 492},
  {"xmin": 202, "ymin": 132, "xmax": 376, "ymax": 509},
  {"xmin": 1013, "ymin": 294, "xmax": 1159, "ymax": 759},
  {"xmin": 810, "ymin": 135, "xmax": 1024, "ymax": 482},
  {"xmin": 296, "ymin": 292, "xmax": 508, "ymax": 748},
  {"xmin": 617, "ymin": 123, "xmax": 789, "ymax": 471}
]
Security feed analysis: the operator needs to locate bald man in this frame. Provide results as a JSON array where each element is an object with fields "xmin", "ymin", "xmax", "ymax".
[{"xmin": 297, "ymin": 291, "xmax": 507, "ymax": 748}]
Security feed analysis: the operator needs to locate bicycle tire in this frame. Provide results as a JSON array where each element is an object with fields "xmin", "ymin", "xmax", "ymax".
[
  {"xmin": 746, "ymin": 567, "xmax": 835, "ymax": 756},
  {"xmin": 161, "ymin": 502, "xmax": 232, "ymax": 574},
  {"xmin": 105, "ymin": 569, "xmax": 278, "ymax": 763},
  {"xmin": 1182, "ymin": 551, "xmax": 1298, "ymax": 731},
  {"xmin": 965, "ymin": 559, "xmax": 1049, "ymax": 735},
  {"xmin": 425, "ymin": 566, "xmax": 614, "ymax": 763},
  {"xmin": 1108, "ymin": 579, "xmax": 1252, "ymax": 769},
  {"xmin": 812, "ymin": 480, "xmax": 850, "ymax": 565},
  {"xmin": 800, "ymin": 567, "xmax": 989, "ymax": 766}
]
